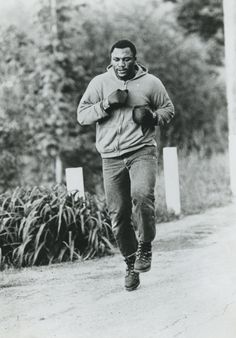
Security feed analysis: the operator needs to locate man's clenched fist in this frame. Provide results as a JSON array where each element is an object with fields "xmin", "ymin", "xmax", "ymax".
[
  {"xmin": 108, "ymin": 89, "xmax": 128, "ymax": 108},
  {"xmin": 132, "ymin": 106, "xmax": 157, "ymax": 127}
]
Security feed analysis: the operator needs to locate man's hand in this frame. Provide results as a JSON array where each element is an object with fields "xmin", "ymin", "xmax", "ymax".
[
  {"xmin": 132, "ymin": 106, "xmax": 157, "ymax": 127},
  {"xmin": 108, "ymin": 89, "xmax": 128, "ymax": 108}
]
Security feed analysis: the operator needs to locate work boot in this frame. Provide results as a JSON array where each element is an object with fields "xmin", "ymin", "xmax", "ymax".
[
  {"xmin": 134, "ymin": 241, "xmax": 152, "ymax": 273},
  {"xmin": 124, "ymin": 254, "xmax": 140, "ymax": 291}
]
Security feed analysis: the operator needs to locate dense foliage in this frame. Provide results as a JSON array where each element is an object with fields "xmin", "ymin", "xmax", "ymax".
[
  {"xmin": 177, "ymin": 0, "xmax": 223, "ymax": 41},
  {"xmin": 176, "ymin": 0, "xmax": 224, "ymax": 65},
  {"xmin": 0, "ymin": 186, "xmax": 114, "ymax": 269},
  {"xmin": 0, "ymin": 118, "xmax": 24, "ymax": 191},
  {"xmin": 0, "ymin": 0, "xmax": 228, "ymax": 192}
]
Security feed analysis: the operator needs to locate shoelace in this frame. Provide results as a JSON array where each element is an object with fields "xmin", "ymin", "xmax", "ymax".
[
  {"xmin": 136, "ymin": 245, "xmax": 151, "ymax": 262},
  {"xmin": 126, "ymin": 262, "xmax": 138, "ymax": 276},
  {"xmin": 126, "ymin": 270, "xmax": 137, "ymax": 276}
]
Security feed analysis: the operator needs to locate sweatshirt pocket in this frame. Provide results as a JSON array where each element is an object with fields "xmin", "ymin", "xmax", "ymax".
[
  {"xmin": 120, "ymin": 120, "xmax": 144, "ymax": 149},
  {"xmin": 96, "ymin": 124, "xmax": 117, "ymax": 153}
]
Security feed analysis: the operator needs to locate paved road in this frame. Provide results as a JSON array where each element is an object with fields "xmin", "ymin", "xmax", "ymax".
[{"xmin": 1, "ymin": 204, "xmax": 236, "ymax": 338}]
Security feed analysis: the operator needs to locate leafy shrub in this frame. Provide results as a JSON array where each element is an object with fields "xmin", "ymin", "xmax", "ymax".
[{"xmin": 0, "ymin": 186, "xmax": 114, "ymax": 270}]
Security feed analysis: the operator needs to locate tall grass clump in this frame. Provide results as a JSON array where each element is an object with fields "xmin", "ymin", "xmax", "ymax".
[
  {"xmin": 179, "ymin": 152, "xmax": 231, "ymax": 214},
  {"xmin": 0, "ymin": 186, "xmax": 114, "ymax": 270},
  {"xmin": 155, "ymin": 151, "xmax": 231, "ymax": 220}
]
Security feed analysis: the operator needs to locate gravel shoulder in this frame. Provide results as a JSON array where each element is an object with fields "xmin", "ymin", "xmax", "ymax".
[{"xmin": 1, "ymin": 203, "xmax": 236, "ymax": 338}]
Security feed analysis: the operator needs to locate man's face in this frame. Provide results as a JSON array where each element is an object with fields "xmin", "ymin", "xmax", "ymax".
[{"xmin": 111, "ymin": 47, "xmax": 136, "ymax": 81}]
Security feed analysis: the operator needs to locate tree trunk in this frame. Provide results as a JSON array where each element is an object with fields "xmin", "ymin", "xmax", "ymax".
[{"xmin": 223, "ymin": 0, "xmax": 236, "ymax": 197}]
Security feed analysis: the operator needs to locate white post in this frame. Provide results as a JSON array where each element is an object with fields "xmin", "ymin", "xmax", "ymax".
[
  {"xmin": 223, "ymin": 0, "xmax": 236, "ymax": 198},
  {"xmin": 228, "ymin": 135, "xmax": 236, "ymax": 196},
  {"xmin": 65, "ymin": 167, "xmax": 85, "ymax": 199},
  {"xmin": 163, "ymin": 147, "xmax": 181, "ymax": 215}
]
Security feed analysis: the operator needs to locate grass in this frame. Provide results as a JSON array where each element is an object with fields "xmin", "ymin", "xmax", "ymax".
[
  {"xmin": 155, "ymin": 151, "xmax": 231, "ymax": 221},
  {"xmin": 0, "ymin": 186, "xmax": 115, "ymax": 270}
]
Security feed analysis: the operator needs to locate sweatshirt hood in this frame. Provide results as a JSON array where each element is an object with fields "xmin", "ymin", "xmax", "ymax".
[{"xmin": 106, "ymin": 62, "xmax": 148, "ymax": 81}]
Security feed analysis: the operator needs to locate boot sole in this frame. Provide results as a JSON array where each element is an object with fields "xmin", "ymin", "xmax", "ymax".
[
  {"xmin": 125, "ymin": 281, "xmax": 140, "ymax": 291},
  {"xmin": 134, "ymin": 266, "xmax": 151, "ymax": 273}
]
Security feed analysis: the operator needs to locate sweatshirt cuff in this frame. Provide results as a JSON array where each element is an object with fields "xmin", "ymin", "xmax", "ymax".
[
  {"xmin": 155, "ymin": 108, "xmax": 174, "ymax": 126},
  {"xmin": 101, "ymin": 98, "xmax": 111, "ymax": 112}
]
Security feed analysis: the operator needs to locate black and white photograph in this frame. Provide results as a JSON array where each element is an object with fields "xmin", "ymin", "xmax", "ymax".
[{"xmin": 0, "ymin": 0, "xmax": 236, "ymax": 337}]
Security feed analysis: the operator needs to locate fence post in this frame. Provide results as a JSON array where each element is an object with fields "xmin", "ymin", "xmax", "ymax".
[
  {"xmin": 163, "ymin": 147, "xmax": 181, "ymax": 215},
  {"xmin": 65, "ymin": 167, "xmax": 85, "ymax": 199},
  {"xmin": 228, "ymin": 135, "xmax": 236, "ymax": 197}
]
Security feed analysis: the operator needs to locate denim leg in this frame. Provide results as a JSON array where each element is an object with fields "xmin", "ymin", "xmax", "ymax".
[
  {"xmin": 128, "ymin": 147, "xmax": 157, "ymax": 242},
  {"xmin": 102, "ymin": 158, "xmax": 138, "ymax": 257}
]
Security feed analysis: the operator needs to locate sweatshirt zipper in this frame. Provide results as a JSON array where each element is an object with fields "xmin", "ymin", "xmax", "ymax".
[
  {"xmin": 124, "ymin": 80, "xmax": 128, "ymax": 90},
  {"xmin": 116, "ymin": 80, "xmax": 129, "ymax": 153}
]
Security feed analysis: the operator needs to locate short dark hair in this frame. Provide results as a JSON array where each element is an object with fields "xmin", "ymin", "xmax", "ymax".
[{"xmin": 110, "ymin": 40, "xmax": 137, "ymax": 57}]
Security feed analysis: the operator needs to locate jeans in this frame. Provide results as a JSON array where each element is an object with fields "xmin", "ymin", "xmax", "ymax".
[{"xmin": 102, "ymin": 146, "xmax": 157, "ymax": 258}]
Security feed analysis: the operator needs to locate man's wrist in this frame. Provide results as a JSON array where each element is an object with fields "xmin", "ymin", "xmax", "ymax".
[{"xmin": 102, "ymin": 98, "xmax": 111, "ymax": 112}]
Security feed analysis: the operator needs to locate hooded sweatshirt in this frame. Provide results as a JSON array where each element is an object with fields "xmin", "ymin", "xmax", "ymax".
[{"xmin": 77, "ymin": 63, "xmax": 174, "ymax": 158}]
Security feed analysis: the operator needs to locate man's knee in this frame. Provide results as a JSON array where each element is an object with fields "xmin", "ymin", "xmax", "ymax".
[
  {"xmin": 109, "ymin": 208, "xmax": 133, "ymax": 241},
  {"xmin": 108, "ymin": 202, "xmax": 131, "ymax": 225},
  {"xmin": 132, "ymin": 189, "xmax": 154, "ymax": 207}
]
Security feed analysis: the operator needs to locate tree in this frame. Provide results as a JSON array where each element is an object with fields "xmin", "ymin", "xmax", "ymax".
[
  {"xmin": 0, "ymin": 26, "xmax": 33, "ymax": 190},
  {"xmin": 0, "ymin": 117, "xmax": 24, "ymax": 192},
  {"xmin": 176, "ymin": 0, "xmax": 224, "ymax": 65},
  {"xmin": 177, "ymin": 0, "xmax": 223, "ymax": 40},
  {"xmin": 32, "ymin": 0, "xmax": 102, "ymax": 190}
]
